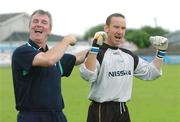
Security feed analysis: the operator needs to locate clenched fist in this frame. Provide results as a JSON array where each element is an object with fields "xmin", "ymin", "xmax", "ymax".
[
  {"xmin": 92, "ymin": 31, "xmax": 108, "ymax": 46},
  {"xmin": 150, "ymin": 36, "xmax": 168, "ymax": 50}
]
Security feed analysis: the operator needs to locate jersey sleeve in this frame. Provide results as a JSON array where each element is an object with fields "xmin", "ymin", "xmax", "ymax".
[
  {"xmin": 12, "ymin": 45, "xmax": 40, "ymax": 71},
  {"xmin": 134, "ymin": 57, "xmax": 162, "ymax": 80},
  {"xmin": 79, "ymin": 59, "xmax": 100, "ymax": 83},
  {"xmin": 59, "ymin": 53, "xmax": 76, "ymax": 77}
]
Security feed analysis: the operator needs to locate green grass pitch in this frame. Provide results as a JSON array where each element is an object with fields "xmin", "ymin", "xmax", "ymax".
[{"xmin": 0, "ymin": 64, "xmax": 180, "ymax": 122}]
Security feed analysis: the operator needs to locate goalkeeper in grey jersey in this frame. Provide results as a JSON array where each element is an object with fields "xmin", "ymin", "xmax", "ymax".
[{"xmin": 80, "ymin": 13, "xmax": 168, "ymax": 122}]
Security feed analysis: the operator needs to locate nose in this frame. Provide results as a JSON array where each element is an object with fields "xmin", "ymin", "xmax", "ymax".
[{"xmin": 117, "ymin": 29, "xmax": 123, "ymax": 34}]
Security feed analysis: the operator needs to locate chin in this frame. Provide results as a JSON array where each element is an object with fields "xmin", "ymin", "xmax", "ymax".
[{"xmin": 116, "ymin": 42, "xmax": 124, "ymax": 48}]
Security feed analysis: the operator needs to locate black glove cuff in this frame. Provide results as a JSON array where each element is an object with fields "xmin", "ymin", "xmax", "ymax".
[
  {"xmin": 156, "ymin": 50, "xmax": 166, "ymax": 58},
  {"xmin": 92, "ymin": 39, "xmax": 99, "ymax": 47}
]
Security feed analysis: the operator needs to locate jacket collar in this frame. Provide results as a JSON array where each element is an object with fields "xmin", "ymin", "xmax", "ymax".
[{"xmin": 27, "ymin": 39, "xmax": 48, "ymax": 52}]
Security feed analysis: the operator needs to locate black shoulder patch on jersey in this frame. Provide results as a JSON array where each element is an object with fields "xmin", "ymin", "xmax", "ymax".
[
  {"xmin": 97, "ymin": 48, "xmax": 107, "ymax": 65},
  {"xmin": 96, "ymin": 43, "xmax": 139, "ymax": 71}
]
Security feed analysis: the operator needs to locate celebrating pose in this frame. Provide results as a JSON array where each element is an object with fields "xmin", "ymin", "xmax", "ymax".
[
  {"xmin": 12, "ymin": 9, "xmax": 88, "ymax": 122},
  {"xmin": 80, "ymin": 13, "xmax": 168, "ymax": 122}
]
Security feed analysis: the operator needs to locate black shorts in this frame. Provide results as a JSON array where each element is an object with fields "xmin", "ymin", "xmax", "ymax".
[
  {"xmin": 87, "ymin": 101, "xmax": 131, "ymax": 122},
  {"xmin": 17, "ymin": 111, "xmax": 67, "ymax": 122}
]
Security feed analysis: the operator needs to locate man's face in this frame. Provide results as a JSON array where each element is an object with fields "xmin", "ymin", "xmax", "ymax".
[
  {"xmin": 105, "ymin": 16, "xmax": 126, "ymax": 47},
  {"xmin": 29, "ymin": 13, "xmax": 51, "ymax": 44}
]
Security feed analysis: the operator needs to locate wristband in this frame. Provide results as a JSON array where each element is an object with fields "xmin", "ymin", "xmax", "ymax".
[
  {"xmin": 156, "ymin": 50, "xmax": 166, "ymax": 58},
  {"xmin": 90, "ymin": 47, "xmax": 99, "ymax": 54}
]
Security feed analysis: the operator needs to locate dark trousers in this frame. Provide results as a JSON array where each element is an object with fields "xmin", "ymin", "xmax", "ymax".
[
  {"xmin": 17, "ymin": 111, "xmax": 67, "ymax": 122},
  {"xmin": 87, "ymin": 101, "xmax": 131, "ymax": 122}
]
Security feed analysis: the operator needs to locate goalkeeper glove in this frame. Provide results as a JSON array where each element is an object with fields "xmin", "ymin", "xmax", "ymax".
[
  {"xmin": 90, "ymin": 31, "xmax": 108, "ymax": 54},
  {"xmin": 92, "ymin": 31, "xmax": 108, "ymax": 47},
  {"xmin": 150, "ymin": 36, "xmax": 168, "ymax": 58}
]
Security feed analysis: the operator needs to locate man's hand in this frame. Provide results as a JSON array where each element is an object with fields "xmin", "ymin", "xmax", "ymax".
[
  {"xmin": 92, "ymin": 31, "xmax": 108, "ymax": 47},
  {"xmin": 63, "ymin": 35, "xmax": 77, "ymax": 46},
  {"xmin": 150, "ymin": 36, "xmax": 168, "ymax": 50}
]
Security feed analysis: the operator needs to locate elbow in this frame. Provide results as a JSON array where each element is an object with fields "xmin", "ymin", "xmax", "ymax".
[
  {"xmin": 40, "ymin": 57, "xmax": 56, "ymax": 67},
  {"xmin": 46, "ymin": 59, "xmax": 56, "ymax": 67},
  {"xmin": 44, "ymin": 54, "xmax": 59, "ymax": 67},
  {"xmin": 33, "ymin": 53, "xmax": 57, "ymax": 67}
]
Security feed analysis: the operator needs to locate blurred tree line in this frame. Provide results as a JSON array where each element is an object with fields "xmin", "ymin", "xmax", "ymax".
[{"xmin": 80, "ymin": 24, "xmax": 169, "ymax": 48}]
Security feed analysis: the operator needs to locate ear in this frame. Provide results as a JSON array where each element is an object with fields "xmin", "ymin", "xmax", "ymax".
[
  {"xmin": 104, "ymin": 25, "xmax": 109, "ymax": 33},
  {"xmin": 48, "ymin": 28, "xmax": 52, "ymax": 36}
]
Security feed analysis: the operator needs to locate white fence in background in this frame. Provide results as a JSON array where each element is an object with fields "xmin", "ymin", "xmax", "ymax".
[
  {"xmin": 0, "ymin": 42, "xmax": 90, "ymax": 67},
  {"xmin": 1, "ymin": 42, "xmax": 180, "ymax": 67}
]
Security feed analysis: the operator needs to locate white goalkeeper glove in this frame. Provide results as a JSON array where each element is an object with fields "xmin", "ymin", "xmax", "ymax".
[
  {"xmin": 150, "ymin": 36, "xmax": 168, "ymax": 58},
  {"xmin": 150, "ymin": 36, "xmax": 168, "ymax": 51},
  {"xmin": 90, "ymin": 31, "xmax": 108, "ymax": 54},
  {"xmin": 92, "ymin": 31, "xmax": 108, "ymax": 46}
]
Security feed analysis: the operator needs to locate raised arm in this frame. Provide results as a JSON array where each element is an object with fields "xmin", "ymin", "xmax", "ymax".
[
  {"xmin": 33, "ymin": 35, "xmax": 77, "ymax": 67},
  {"xmin": 150, "ymin": 36, "xmax": 168, "ymax": 71},
  {"xmin": 84, "ymin": 31, "xmax": 107, "ymax": 71}
]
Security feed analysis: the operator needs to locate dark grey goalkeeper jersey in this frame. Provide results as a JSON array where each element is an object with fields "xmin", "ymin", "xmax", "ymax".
[{"xmin": 80, "ymin": 43, "xmax": 162, "ymax": 103}]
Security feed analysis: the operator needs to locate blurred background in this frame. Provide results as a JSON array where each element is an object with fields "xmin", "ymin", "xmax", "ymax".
[{"xmin": 0, "ymin": 0, "xmax": 180, "ymax": 121}]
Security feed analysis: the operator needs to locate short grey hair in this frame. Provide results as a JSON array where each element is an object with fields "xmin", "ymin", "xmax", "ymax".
[{"xmin": 29, "ymin": 9, "xmax": 52, "ymax": 29}]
